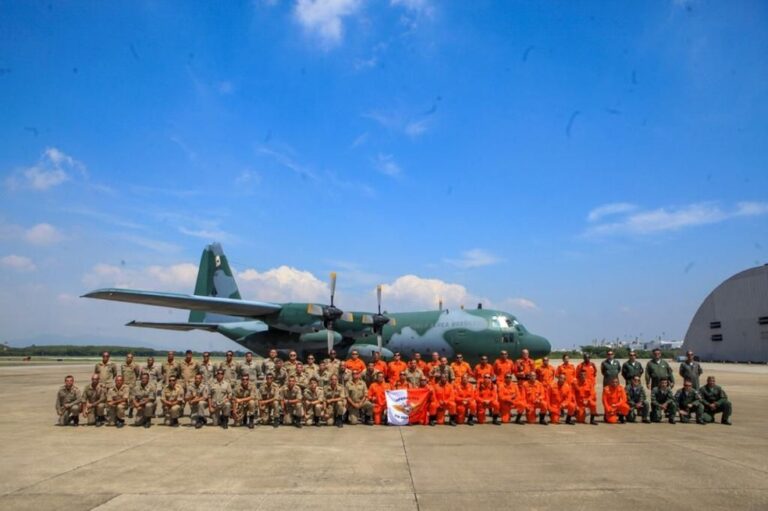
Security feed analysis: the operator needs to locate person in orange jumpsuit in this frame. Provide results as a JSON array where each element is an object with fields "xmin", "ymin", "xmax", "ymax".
[
  {"xmin": 344, "ymin": 349, "xmax": 366, "ymax": 375},
  {"xmin": 515, "ymin": 349, "xmax": 536, "ymax": 386},
  {"xmin": 474, "ymin": 374, "xmax": 500, "ymax": 425},
  {"xmin": 367, "ymin": 372, "xmax": 390, "ymax": 425},
  {"xmin": 453, "ymin": 373, "xmax": 477, "ymax": 425},
  {"xmin": 497, "ymin": 373, "xmax": 526, "ymax": 424},
  {"xmin": 473, "ymin": 355, "xmax": 494, "ymax": 382},
  {"xmin": 451, "ymin": 354, "xmax": 472, "ymax": 382},
  {"xmin": 522, "ymin": 372, "xmax": 549, "ymax": 425},
  {"xmin": 556, "ymin": 354, "xmax": 577, "ymax": 385},
  {"xmin": 548, "ymin": 373, "xmax": 576, "ymax": 425},
  {"xmin": 602, "ymin": 377, "xmax": 630, "ymax": 423},
  {"xmin": 371, "ymin": 351, "xmax": 388, "ymax": 376},
  {"xmin": 576, "ymin": 353, "xmax": 598, "ymax": 386},
  {"xmin": 535, "ymin": 357, "xmax": 556, "ymax": 386},
  {"xmin": 428, "ymin": 373, "xmax": 457, "ymax": 426},
  {"xmin": 573, "ymin": 369, "xmax": 598, "ymax": 425},
  {"xmin": 387, "ymin": 352, "xmax": 407, "ymax": 385},
  {"xmin": 493, "ymin": 350, "xmax": 515, "ymax": 381},
  {"xmin": 393, "ymin": 371, "xmax": 411, "ymax": 390},
  {"xmin": 415, "ymin": 376, "xmax": 433, "ymax": 425},
  {"xmin": 426, "ymin": 351, "xmax": 441, "ymax": 375},
  {"xmin": 412, "ymin": 353, "xmax": 428, "ymax": 373}
]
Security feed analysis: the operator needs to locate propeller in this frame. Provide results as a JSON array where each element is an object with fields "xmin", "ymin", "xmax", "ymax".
[
  {"xmin": 306, "ymin": 272, "xmax": 353, "ymax": 354},
  {"xmin": 362, "ymin": 284, "xmax": 396, "ymax": 352}
]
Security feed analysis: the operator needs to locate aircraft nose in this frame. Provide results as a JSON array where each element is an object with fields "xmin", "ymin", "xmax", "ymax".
[{"xmin": 530, "ymin": 335, "xmax": 552, "ymax": 359}]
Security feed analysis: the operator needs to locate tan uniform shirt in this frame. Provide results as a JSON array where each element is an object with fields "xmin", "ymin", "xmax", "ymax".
[
  {"xmin": 94, "ymin": 362, "xmax": 117, "ymax": 385},
  {"xmin": 239, "ymin": 361, "xmax": 263, "ymax": 382},
  {"xmin": 131, "ymin": 382, "xmax": 156, "ymax": 402},
  {"xmin": 258, "ymin": 382, "xmax": 280, "ymax": 402},
  {"xmin": 179, "ymin": 360, "xmax": 200, "ymax": 384},
  {"xmin": 121, "ymin": 362, "xmax": 139, "ymax": 387},
  {"xmin": 106, "ymin": 384, "xmax": 130, "ymax": 404},
  {"xmin": 345, "ymin": 380, "xmax": 368, "ymax": 403},
  {"xmin": 161, "ymin": 360, "xmax": 181, "ymax": 384},
  {"xmin": 56, "ymin": 385, "xmax": 81, "ymax": 414},
  {"xmin": 280, "ymin": 384, "xmax": 303, "ymax": 403},
  {"xmin": 161, "ymin": 383, "xmax": 185, "ymax": 403},
  {"xmin": 81, "ymin": 383, "xmax": 107, "ymax": 405},
  {"xmin": 218, "ymin": 361, "xmax": 239, "ymax": 384},
  {"xmin": 186, "ymin": 382, "xmax": 209, "ymax": 401},
  {"xmin": 199, "ymin": 361, "xmax": 216, "ymax": 382},
  {"xmin": 142, "ymin": 364, "xmax": 162, "ymax": 386},
  {"xmin": 323, "ymin": 384, "xmax": 346, "ymax": 403},
  {"xmin": 209, "ymin": 379, "xmax": 232, "ymax": 405}
]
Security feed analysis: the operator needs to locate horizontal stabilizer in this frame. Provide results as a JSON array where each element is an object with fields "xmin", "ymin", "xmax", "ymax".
[
  {"xmin": 126, "ymin": 320, "xmax": 220, "ymax": 332},
  {"xmin": 83, "ymin": 288, "xmax": 282, "ymax": 318}
]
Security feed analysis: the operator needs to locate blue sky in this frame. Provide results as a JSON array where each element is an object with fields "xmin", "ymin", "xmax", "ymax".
[{"xmin": 1, "ymin": 0, "xmax": 766, "ymax": 352}]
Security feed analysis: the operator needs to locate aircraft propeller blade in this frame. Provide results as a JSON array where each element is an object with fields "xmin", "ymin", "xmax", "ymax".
[
  {"xmin": 377, "ymin": 332, "xmax": 383, "ymax": 352},
  {"xmin": 377, "ymin": 284, "xmax": 382, "ymax": 314},
  {"xmin": 327, "ymin": 325, "xmax": 334, "ymax": 354},
  {"xmin": 329, "ymin": 272, "xmax": 337, "ymax": 306}
]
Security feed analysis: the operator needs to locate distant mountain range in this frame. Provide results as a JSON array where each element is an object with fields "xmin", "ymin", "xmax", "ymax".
[{"xmin": 4, "ymin": 334, "xmax": 168, "ymax": 350}]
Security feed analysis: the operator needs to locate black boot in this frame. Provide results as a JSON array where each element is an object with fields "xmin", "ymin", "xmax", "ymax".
[
  {"xmin": 71, "ymin": 415, "xmax": 79, "ymax": 426},
  {"xmin": 492, "ymin": 415, "xmax": 501, "ymax": 426},
  {"xmin": 195, "ymin": 417, "xmax": 203, "ymax": 429},
  {"xmin": 172, "ymin": 418, "xmax": 179, "ymax": 428},
  {"xmin": 128, "ymin": 408, "xmax": 133, "ymax": 419},
  {"xmin": 313, "ymin": 416, "xmax": 321, "ymax": 427},
  {"xmin": 365, "ymin": 415, "xmax": 374, "ymax": 426},
  {"xmin": 642, "ymin": 417, "xmax": 651, "ymax": 424},
  {"xmin": 449, "ymin": 416, "xmax": 457, "ymax": 426},
  {"xmin": 248, "ymin": 415, "xmax": 255, "ymax": 429},
  {"xmin": 293, "ymin": 416, "xmax": 302, "ymax": 429},
  {"xmin": 335, "ymin": 415, "xmax": 344, "ymax": 428},
  {"xmin": 222, "ymin": 415, "xmax": 229, "ymax": 429},
  {"xmin": 116, "ymin": 418, "xmax": 125, "ymax": 429},
  {"xmin": 539, "ymin": 413, "xmax": 548, "ymax": 426},
  {"xmin": 272, "ymin": 417, "xmax": 280, "ymax": 428},
  {"xmin": 565, "ymin": 415, "xmax": 575, "ymax": 425},
  {"xmin": 721, "ymin": 419, "xmax": 732, "ymax": 425},
  {"xmin": 589, "ymin": 414, "xmax": 598, "ymax": 425},
  {"xmin": 669, "ymin": 416, "xmax": 676, "ymax": 424},
  {"xmin": 144, "ymin": 418, "xmax": 151, "ymax": 428},
  {"xmin": 467, "ymin": 415, "xmax": 474, "ymax": 426},
  {"xmin": 96, "ymin": 416, "xmax": 105, "ymax": 427},
  {"xmin": 619, "ymin": 415, "xmax": 626, "ymax": 424},
  {"xmin": 515, "ymin": 414, "xmax": 523, "ymax": 425},
  {"xmin": 429, "ymin": 415, "xmax": 437, "ymax": 427}
]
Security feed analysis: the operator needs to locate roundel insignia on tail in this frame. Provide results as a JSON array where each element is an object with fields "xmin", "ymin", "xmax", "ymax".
[{"xmin": 215, "ymin": 255, "xmax": 221, "ymax": 268}]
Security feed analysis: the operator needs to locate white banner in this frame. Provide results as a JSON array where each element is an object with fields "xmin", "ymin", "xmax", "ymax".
[{"xmin": 385, "ymin": 389, "xmax": 409, "ymax": 426}]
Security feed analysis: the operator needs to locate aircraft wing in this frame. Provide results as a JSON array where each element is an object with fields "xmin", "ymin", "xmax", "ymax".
[
  {"xmin": 126, "ymin": 320, "xmax": 220, "ymax": 332},
  {"xmin": 83, "ymin": 288, "xmax": 282, "ymax": 318}
]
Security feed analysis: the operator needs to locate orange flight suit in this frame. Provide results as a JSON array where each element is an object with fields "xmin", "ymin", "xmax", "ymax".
[
  {"xmin": 416, "ymin": 384, "xmax": 434, "ymax": 425},
  {"xmin": 493, "ymin": 358, "xmax": 515, "ymax": 380},
  {"xmin": 451, "ymin": 361, "xmax": 472, "ymax": 381},
  {"xmin": 536, "ymin": 364, "xmax": 556, "ymax": 386},
  {"xmin": 429, "ymin": 381, "xmax": 456, "ymax": 423},
  {"xmin": 372, "ymin": 360, "xmax": 388, "ymax": 376},
  {"xmin": 387, "ymin": 360, "xmax": 407, "ymax": 384},
  {"xmin": 516, "ymin": 358, "xmax": 536, "ymax": 383},
  {"xmin": 473, "ymin": 363, "xmax": 494, "ymax": 381},
  {"xmin": 573, "ymin": 378, "xmax": 597, "ymax": 423},
  {"xmin": 522, "ymin": 380, "xmax": 548, "ymax": 423},
  {"xmin": 345, "ymin": 358, "xmax": 366, "ymax": 374},
  {"xmin": 453, "ymin": 381, "xmax": 477, "ymax": 424},
  {"xmin": 497, "ymin": 380, "xmax": 526, "ymax": 423},
  {"xmin": 555, "ymin": 362, "xmax": 576, "ymax": 385},
  {"xmin": 367, "ymin": 381, "xmax": 390, "ymax": 425},
  {"xmin": 474, "ymin": 382, "xmax": 499, "ymax": 424},
  {"xmin": 393, "ymin": 379, "xmax": 411, "ymax": 390},
  {"xmin": 576, "ymin": 361, "xmax": 598, "ymax": 385},
  {"xmin": 548, "ymin": 381, "xmax": 576, "ymax": 424},
  {"xmin": 602, "ymin": 385, "xmax": 630, "ymax": 423}
]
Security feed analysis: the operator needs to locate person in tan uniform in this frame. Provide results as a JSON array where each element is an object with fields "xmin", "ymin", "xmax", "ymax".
[
  {"xmin": 81, "ymin": 373, "xmax": 107, "ymax": 426},
  {"xmin": 324, "ymin": 374, "xmax": 347, "ymax": 427},
  {"xmin": 403, "ymin": 360, "xmax": 425, "ymax": 388},
  {"xmin": 326, "ymin": 350, "xmax": 343, "ymax": 380},
  {"xmin": 179, "ymin": 350, "xmax": 199, "ymax": 387},
  {"xmin": 345, "ymin": 370, "xmax": 373, "ymax": 425},
  {"xmin": 272, "ymin": 358, "xmax": 288, "ymax": 387},
  {"xmin": 258, "ymin": 373, "xmax": 281, "ymax": 428},
  {"xmin": 281, "ymin": 375, "xmax": 304, "ymax": 428},
  {"xmin": 304, "ymin": 354, "xmax": 319, "ymax": 379},
  {"xmin": 106, "ymin": 375, "xmax": 130, "ymax": 428},
  {"xmin": 208, "ymin": 369, "xmax": 232, "ymax": 429},
  {"xmin": 186, "ymin": 373, "xmax": 209, "ymax": 429},
  {"xmin": 131, "ymin": 372, "xmax": 156, "ymax": 428},
  {"xmin": 218, "ymin": 350, "xmax": 239, "ymax": 385},
  {"xmin": 294, "ymin": 362, "xmax": 310, "ymax": 390},
  {"xmin": 362, "ymin": 361, "xmax": 379, "ymax": 387},
  {"xmin": 285, "ymin": 350, "xmax": 300, "ymax": 378},
  {"xmin": 199, "ymin": 352, "xmax": 216, "ymax": 383},
  {"xmin": 239, "ymin": 351, "xmax": 263, "ymax": 384},
  {"xmin": 94, "ymin": 352, "xmax": 117, "ymax": 387},
  {"xmin": 55, "ymin": 375, "xmax": 81, "ymax": 426},
  {"xmin": 261, "ymin": 348, "xmax": 280, "ymax": 376},
  {"xmin": 121, "ymin": 353, "xmax": 140, "ymax": 418},
  {"xmin": 232, "ymin": 374, "xmax": 257, "ymax": 429},
  {"xmin": 161, "ymin": 351, "xmax": 181, "ymax": 385},
  {"xmin": 161, "ymin": 375, "xmax": 185, "ymax": 427},
  {"xmin": 303, "ymin": 377, "xmax": 325, "ymax": 426}
]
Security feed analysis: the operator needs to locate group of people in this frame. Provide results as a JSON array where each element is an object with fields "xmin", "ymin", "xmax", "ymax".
[{"xmin": 54, "ymin": 347, "xmax": 733, "ymax": 429}]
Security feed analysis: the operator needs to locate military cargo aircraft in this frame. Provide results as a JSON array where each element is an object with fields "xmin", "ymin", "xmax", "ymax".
[{"xmin": 83, "ymin": 243, "xmax": 551, "ymax": 363}]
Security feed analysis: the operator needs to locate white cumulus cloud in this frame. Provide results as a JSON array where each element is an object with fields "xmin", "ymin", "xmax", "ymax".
[
  {"xmin": 294, "ymin": 0, "xmax": 361, "ymax": 47},
  {"xmin": 83, "ymin": 263, "xmax": 197, "ymax": 292},
  {"xmin": 380, "ymin": 275, "xmax": 472, "ymax": 311},
  {"xmin": 24, "ymin": 223, "xmax": 63, "ymax": 245},
  {"xmin": 1, "ymin": 254, "xmax": 36, "ymax": 272},
  {"xmin": 238, "ymin": 266, "xmax": 330, "ymax": 303},
  {"xmin": 5, "ymin": 147, "xmax": 85, "ymax": 191}
]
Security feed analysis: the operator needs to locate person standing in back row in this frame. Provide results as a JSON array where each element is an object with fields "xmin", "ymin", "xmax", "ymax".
[
  {"xmin": 679, "ymin": 351, "xmax": 703, "ymax": 389},
  {"xmin": 600, "ymin": 350, "xmax": 621, "ymax": 387},
  {"xmin": 621, "ymin": 351, "xmax": 643, "ymax": 385},
  {"xmin": 645, "ymin": 349, "xmax": 674, "ymax": 390}
]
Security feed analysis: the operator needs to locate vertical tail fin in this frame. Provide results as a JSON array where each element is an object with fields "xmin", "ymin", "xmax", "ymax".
[{"xmin": 189, "ymin": 243, "xmax": 242, "ymax": 323}]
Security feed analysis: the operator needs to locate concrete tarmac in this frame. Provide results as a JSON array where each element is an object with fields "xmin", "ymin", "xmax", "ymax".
[{"xmin": 0, "ymin": 361, "xmax": 766, "ymax": 511}]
